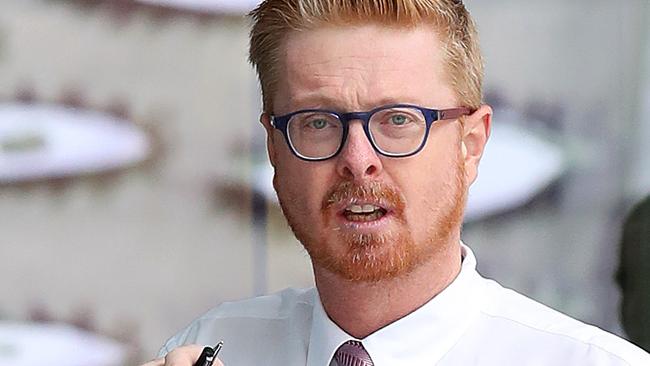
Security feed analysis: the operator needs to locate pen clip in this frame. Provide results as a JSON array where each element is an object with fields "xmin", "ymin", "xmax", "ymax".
[
  {"xmin": 212, "ymin": 341, "xmax": 224, "ymax": 357},
  {"xmin": 206, "ymin": 341, "xmax": 223, "ymax": 364}
]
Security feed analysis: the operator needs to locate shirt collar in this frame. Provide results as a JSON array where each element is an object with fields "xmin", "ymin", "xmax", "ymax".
[
  {"xmin": 306, "ymin": 243, "xmax": 486, "ymax": 366},
  {"xmin": 307, "ymin": 290, "xmax": 352, "ymax": 366}
]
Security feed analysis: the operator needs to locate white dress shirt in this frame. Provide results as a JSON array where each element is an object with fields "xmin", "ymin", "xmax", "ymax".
[{"xmin": 159, "ymin": 245, "xmax": 650, "ymax": 365}]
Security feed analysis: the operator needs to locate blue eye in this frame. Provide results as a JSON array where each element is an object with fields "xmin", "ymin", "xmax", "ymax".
[
  {"xmin": 390, "ymin": 114, "xmax": 408, "ymax": 125},
  {"xmin": 311, "ymin": 119, "xmax": 328, "ymax": 129}
]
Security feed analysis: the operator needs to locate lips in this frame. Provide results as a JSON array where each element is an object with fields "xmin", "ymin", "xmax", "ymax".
[{"xmin": 322, "ymin": 180, "xmax": 406, "ymax": 226}]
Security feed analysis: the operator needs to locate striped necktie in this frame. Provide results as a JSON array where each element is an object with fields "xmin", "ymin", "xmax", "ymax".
[{"xmin": 333, "ymin": 340, "xmax": 374, "ymax": 366}]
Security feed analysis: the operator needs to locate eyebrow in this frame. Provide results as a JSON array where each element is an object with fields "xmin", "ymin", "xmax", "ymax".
[{"xmin": 286, "ymin": 94, "xmax": 421, "ymax": 112}]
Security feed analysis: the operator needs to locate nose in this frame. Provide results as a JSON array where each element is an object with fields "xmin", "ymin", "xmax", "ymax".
[{"xmin": 335, "ymin": 121, "xmax": 383, "ymax": 181}]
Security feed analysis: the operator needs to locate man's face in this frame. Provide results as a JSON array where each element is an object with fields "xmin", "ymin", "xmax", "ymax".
[{"xmin": 265, "ymin": 24, "xmax": 480, "ymax": 282}]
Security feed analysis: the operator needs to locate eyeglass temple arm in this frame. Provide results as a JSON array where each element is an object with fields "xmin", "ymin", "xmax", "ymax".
[{"xmin": 438, "ymin": 107, "xmax": 472, "ymax": 121}]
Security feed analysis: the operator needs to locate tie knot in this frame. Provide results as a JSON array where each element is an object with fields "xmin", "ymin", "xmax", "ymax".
[{"xmin": 334, "ymin": 340, "xmax": 374, "ymax": 366}]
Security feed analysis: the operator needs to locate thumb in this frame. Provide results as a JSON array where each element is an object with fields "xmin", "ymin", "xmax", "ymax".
[{"xmin": 164, "ymin": 344, "xmax": 203, "ymax": 365}]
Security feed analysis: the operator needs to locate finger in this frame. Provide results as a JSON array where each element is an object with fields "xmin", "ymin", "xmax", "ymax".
[
  {"xmin": 139, "ymin": 358, "xmax": 165, "ymax": 366},
  {"xmin": 164, "ymin": 344, "xmax": 204, "ymax": 366}
]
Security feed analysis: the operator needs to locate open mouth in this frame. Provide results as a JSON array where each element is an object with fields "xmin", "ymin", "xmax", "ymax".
[{"xmin": 342, "ymin": 204, "xmax": 388, "ymax": 222}]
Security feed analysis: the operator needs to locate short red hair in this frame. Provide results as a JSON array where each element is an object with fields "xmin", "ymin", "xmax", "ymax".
[{"xmin": 248, "ymin": 0, "xmax": 484, "ymax": 112}]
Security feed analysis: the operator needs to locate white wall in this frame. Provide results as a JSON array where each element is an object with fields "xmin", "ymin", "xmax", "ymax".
[{"xmin": 630, "ymin": 11, "xmax": 650, "ymax": 199}]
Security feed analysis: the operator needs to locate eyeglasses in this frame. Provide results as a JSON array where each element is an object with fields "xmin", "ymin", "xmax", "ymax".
[{"xmin": 270, "ymin": 104, "xmax": 471, "ymax": 161}]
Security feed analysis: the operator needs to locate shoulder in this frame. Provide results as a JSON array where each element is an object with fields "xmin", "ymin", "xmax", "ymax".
[
  {"xmin": 158, "ymin": 287, "xmax": 316, "ymax": 357},
  {"xmin": 477, "ymin": 278, "xmax": 650, "ymax": 364},
  {"xmin": 200, "ymin": 286, "xmax": 315, "ymax": 320}
]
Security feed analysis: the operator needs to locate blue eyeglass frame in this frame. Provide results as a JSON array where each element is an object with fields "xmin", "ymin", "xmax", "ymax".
[{"xmin": 270, "ymin": 103, "xmax": 472, "ymax": 161}]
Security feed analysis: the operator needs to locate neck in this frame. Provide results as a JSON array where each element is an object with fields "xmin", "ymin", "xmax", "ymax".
[{"xmin": 314, "ymin": 237, "xmax": 462, "ymax": 339}]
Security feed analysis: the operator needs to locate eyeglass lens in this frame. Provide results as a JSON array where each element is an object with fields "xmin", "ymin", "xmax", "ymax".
[{"xmin": 286, "ymin": 107, "xmax": 427, "ymax": 159}]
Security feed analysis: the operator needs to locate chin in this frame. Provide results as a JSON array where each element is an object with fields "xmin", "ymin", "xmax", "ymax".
[{"xmin": 321, "ymin": 232, "xmax": 415, "ymax": 282}]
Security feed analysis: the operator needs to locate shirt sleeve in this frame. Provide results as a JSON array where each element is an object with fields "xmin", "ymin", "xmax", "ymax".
[{"xmin": 156, "ymin": 319, "xmax": 204, "ymax": 358}]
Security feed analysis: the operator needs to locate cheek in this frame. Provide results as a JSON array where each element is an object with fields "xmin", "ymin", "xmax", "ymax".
[
  {"xmin": 393, "ymin": 130, "xmax": 462, "ymax": 229},
  {"xmin": 396, "ymin": 159, "xmax": 452, "ymax": 217},
  {"xmin": 273, "ymin": 148, "xmax": 336, "ymax": 221}
]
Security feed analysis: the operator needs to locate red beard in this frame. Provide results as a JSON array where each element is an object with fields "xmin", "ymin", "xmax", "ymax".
[{"xmin": 276, "ymin": 158, "xmax": 467, "ymax": 282}]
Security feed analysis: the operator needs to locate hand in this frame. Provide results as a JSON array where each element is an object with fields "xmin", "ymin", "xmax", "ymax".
[{"xmin": 140, "ymin": 345, "xmax": 224, "ymax": 366}]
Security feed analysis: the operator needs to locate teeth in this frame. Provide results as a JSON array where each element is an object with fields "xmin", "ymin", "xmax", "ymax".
[
  {"xmin": 347, "ymin": 204, "xmax": 380, "ymax": 214},
  {"xmin": 362, "ymin": 204, "xmax": 377, "ymax": 212},
  {"xmin": 349, "ymin": 205, "xmax": 364, "ymax": 213},
  {"xmin": 345, "ymin": 209, "xmax": 385, "ymax": 222}
]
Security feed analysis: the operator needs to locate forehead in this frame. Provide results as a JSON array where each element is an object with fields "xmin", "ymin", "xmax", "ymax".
[{"xmin": 276, "ymin": 23, "xmax": 455, "ymax": 113}]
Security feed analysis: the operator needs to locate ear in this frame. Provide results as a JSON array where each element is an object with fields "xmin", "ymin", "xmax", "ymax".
[
  {"xmin": 260, "ymin": 113, "xmax": 277, "ymax": 167},
  {"xmin": 462, "ymin": 104, "xmax": 492, "ymax": 185}
]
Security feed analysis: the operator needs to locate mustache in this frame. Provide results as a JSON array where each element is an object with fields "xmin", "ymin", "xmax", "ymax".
[{"xmin": 321, "ymin": 180, "xmax": 406, "ymax": 212}]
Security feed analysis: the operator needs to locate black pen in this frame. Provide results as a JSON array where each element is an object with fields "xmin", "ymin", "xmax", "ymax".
[{"xmin": 193, "ymin": 341, "xmax": 224, "ymax": 366}]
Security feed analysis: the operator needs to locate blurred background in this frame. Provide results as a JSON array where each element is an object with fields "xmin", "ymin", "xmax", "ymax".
[{"xmin": 0, "ymin": 0, "xmax": 649, "ymax": 364}]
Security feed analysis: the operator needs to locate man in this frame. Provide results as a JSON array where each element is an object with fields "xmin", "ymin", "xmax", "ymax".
[
  {"xmin": 618, "ymin": 195, "xmax": 650, "ymax": 352},
  {"xmin": 144, "ymin": 0, "xmax": 650, "ymax": 364}
]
